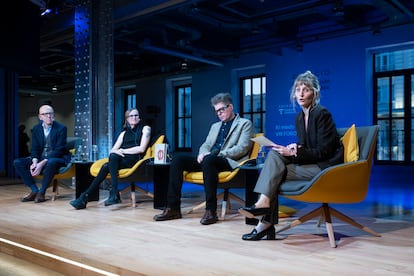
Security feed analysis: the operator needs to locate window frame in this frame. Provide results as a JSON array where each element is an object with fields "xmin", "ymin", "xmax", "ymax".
[
  {"xmin": 174, "ymin": 84, "xmax": 192, "ymax": 152},
  {"xmin": 239, "ymin": 74, "xmax": 266, "ymax": 134},
  {"xmin": 373, "ymin": 49, "xmax": 414, "ymax": 165}
]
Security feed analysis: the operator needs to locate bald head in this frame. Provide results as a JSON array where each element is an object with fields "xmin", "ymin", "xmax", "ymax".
[{"xmin": 38, "ymin": 105, "xmax": 55, "ymax": 126}]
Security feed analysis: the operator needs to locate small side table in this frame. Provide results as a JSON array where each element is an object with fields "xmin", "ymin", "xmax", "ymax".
[
  {"xmin": 73, "ymin": 161, "xmax": 99, "ymax": 201},
  {"xmin": 240, "ymin": 165, "xmax": 260, "ymax": 225},
  {"xmin": 147, "ymin": 161, "xmax": 169, "ymax": 209}
]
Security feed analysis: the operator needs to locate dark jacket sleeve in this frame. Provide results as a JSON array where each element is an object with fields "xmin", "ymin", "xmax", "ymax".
[
  {"xmin": 30, "ymin": 123, "xmax": 44, "ymax": 160},
  {"xmin": 48, "ymin": 122, "xmax": 70, "ymax": 159}
]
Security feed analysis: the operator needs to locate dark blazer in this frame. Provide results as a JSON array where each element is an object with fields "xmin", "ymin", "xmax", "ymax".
[
  {"xmin": 294, "ymin": 105, "xmax": 344, "ymax": 170},
  {"xmin": 30, "ymin": 121, "xmax": 71, "ymax": 164}
]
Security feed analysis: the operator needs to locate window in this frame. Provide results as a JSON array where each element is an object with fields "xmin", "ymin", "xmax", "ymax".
[
  {"xmin": 240, "ymin": 75, "xmax": 266, "ymax": 133},
  {"xmin": 124, "ymin": 88, "xmax": 136, "ymax": 109},
  {"xmin": 374, "ymin": 48, "xmax": 414, "ymax": 164},
  {"xmin": 175, "ymin": 85, "xmax": 192, "ymax": 151}
]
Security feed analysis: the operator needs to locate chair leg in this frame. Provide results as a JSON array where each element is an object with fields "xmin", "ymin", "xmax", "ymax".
[
  {"xmin": 187, "ymin": 201, "xmax": 206, "ymax": 214},
  {"xmin": 220, "ymin": 191, "xmax": 245, "ymax": 220},
  {"xmin": 218, "ymin": 192, "xmax": 227, "ymax": 220},
  {"xmin": 52, "ymin": 179, "xmax": 58, "ymax": 201},
  {"xmin": 134, "ymin": 186, "xmax": 154, "ymax": 198},
  {"xmin": 97, "ymin": 198, "xmax": 108, "ymax": 205},
  {"xmin": 316, "ymin": 214, "xmax": 325, "ymax": 227},
  {"xmin": 277, "ymin": 203, "xmax": 381, "ymax": 247},
  {"xmin": 329, "ymin": 206, "xmax": 381, "ymax": 237},
  {"xmin": 187, "ymin": 190, "xmax": 245, "ymax": 220},
  {"xmin": 187, "ymin": 192, "xmax": 228, "ymax": 216},
  {"xmin": 322, "ymin": 203, "xmax": 337, "ymax": 248},
  {"xmin": 187, "ymin": 192, "xmax": 225, "ymax": 215},
  {"xmin": 279, "ymin": 205, "xmax": 324, "ymax": 231},
  {"xmin": 221, "ymin": 200, "xmax": 227, "ymax": 220},
  {"xmin": 130, "ymin": 183, "xmax": 136, "ymax": 208},
  {"xmin": 227, "ymin": 193, "xmax": 244, "ymax": 205},
  {"xmin": 276, "ymin": 205, "xmax": 336, "ymax": 246}
]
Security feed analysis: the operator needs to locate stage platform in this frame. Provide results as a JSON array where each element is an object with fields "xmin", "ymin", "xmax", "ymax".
[{"xmin": 0, "ymin": 180, "xmax": 413, "ymax": 275}]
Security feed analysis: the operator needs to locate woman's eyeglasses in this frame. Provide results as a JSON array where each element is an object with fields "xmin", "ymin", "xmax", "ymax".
[{"xmin": 128, "ymin": 114, "xmax": 139, "ymax": 118}]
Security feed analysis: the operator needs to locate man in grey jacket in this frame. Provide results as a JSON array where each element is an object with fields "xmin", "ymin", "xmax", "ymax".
[{"xmin": 154, "ymin": 92, "xmax": 253, "ymax": 225}]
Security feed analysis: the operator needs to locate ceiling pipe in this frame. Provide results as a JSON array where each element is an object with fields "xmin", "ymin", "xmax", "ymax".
[
  {"xmin": 141, "ymin": 39, "xmax": 223, "ymax": 67},
  {"xmin": 114, "ymin": 0, "xmax": 192, "ymax": 23}
]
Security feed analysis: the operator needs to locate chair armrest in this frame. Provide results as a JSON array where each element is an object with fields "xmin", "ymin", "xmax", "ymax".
[
  {"xmin": 238, "ymin": 158, "xmax": 256, "ymax": 167},
  {"xmin": 57, "ymin": 162, "xmax": 73, "ymax": 174},
  {"xmin": 90, "ymin": 158, "xmax": 109, "ymax": 176}
]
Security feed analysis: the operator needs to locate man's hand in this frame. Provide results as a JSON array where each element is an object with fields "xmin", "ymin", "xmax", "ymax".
[
  {"xmin": 30, "ymin": 160, "xmax": 46, "ymax": 176},
  {"xmin": 197, "ymin": 152, "xmax": 208, "ymax": 163}
]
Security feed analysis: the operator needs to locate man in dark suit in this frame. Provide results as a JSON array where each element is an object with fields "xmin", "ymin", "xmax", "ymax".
[{"xmin": 13, "ymin": 104, "xmax": 71, "ymax": 203}]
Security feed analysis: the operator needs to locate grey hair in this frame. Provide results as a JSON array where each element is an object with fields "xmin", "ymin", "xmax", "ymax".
[
  {"xmin": 289, "ymin": 70, "xmax": 321, "ymax": 107},
  {"xmin": 210, "ymin": 92, "xmax": 233, "ymax": 106}
]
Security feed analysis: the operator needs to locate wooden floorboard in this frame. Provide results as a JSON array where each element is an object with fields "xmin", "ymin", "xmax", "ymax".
[{"xmin": 0, "ymin": 182, "xmax": 413, "ymax": 275}]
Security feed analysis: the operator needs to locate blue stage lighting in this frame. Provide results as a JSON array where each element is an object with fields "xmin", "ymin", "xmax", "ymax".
[{"xmin": 41, "ymin": 8, "xmax": 52, "ymax": 16}]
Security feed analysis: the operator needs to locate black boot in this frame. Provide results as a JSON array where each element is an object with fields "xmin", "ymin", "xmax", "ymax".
[
  {"xmin": 104, "ymin": 190, "xmax": 122, "ymax": 206},
  {"xmin": 70, "ymin": 192, "xmax": 88, "ymax": 209}
]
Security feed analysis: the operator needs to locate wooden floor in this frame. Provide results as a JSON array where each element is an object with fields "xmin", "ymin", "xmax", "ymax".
[{"xmin": 0, "ymin": 179, "xmax": 413, "ymax": 275}]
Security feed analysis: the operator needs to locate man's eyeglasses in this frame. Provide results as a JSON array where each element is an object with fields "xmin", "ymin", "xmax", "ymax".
[
  {"xmin": 128, "ymin": 114, "xmax": 139, "ymax": 118},
  {"xmin": 215, "ymin": 105, "xmax": 230, "ymax": 114},
  {"xmin": 40, "ymin": 112, "xmax": 54, "ymax": 117}
]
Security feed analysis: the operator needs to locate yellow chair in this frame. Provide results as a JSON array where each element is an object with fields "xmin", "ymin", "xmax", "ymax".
[
  {"xmin": 89, "ymin": 134, "xmax": 165, "ymax": 207},
  {"xmin": 184, "ymin": 133, "xmax": 263, "ymax": 220},
  {"xmin": 277, "ymin": 125, "xmax": 381, "ymax": 247},
  {"xmin": 34, "ymin": 137, "xmax": 80, "ymax": 201}
]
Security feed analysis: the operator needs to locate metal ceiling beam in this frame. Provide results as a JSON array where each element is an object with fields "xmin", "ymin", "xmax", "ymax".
[
  {"xmin": 114, "ymin": 0, "xmax": 195, "ymax": 23},
  {"xmin": 141, "ymin": 39, "xmax": 223, "ymax": 67}
]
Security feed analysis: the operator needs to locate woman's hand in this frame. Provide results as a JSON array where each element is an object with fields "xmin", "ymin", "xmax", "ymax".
[
  {"xmin": 272, "ymin": 143, "xmax": 297, "ymax": 157},
  {"xmin": 111, "ymin": 148, "xmax": 125, "ymax": 157}
]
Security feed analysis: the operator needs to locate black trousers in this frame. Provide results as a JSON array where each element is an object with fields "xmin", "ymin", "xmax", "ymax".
[
  {"xmin": 167, "ymin": 152, "xmax": 232, "ymax": 212},
  {"xmin": 85, "ymin": 153, "xmax": 139, "ymax": 195}
]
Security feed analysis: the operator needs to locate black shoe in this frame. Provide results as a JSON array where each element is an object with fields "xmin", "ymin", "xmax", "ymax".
[
  {"xmin": 21, "ymin": 192, "xmax": 38, "ymax": 202},
  {"xmin": 70, "ymin": 193, "xmax": 88, "ymax": 209},
  {"xmin": 238, "ymin": 205, "xmax": 270, "ymax": 219},
  {"xmin": 153, "ymin": 208, "xmax": 182, "ymax": 221},
  {"xmin": 104, "ymin": 192, "xmax": 122, "ymax": 206},
  {"xmin": 200, "ymin": 210, "xmax": 218, "ymax": 225},
  {"xmin": 34, "ymin": 192, "xmax": 46, "ymax": 203},
  {"xmin": 242, "ymin": 225, "xmax": 276, "ymax": 241}
]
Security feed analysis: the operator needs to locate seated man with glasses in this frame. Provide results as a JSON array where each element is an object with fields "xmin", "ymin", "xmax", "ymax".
[
  {"xmin": 13, "ymin": 104, "xmax": 71, "ymax": 203},
  {"xmin": 154, "ymin": 92, "xmax": 253, "ymax": 225}
]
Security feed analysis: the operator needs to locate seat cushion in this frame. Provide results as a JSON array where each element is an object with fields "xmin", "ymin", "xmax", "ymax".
[
  {"xmin": 57, "ymin": 163, "xmax": 73, "ymax": 174},
  {"xmin": 279, "ymin": 180, "xmax": 313, "ymax": 195},
  {"xmin": 341, "ymin": 124, "xmax": 359, "ymax": 162},
  {"xmin": 184, "ymin": 171, "xmax": 233, "ymax": 183}
]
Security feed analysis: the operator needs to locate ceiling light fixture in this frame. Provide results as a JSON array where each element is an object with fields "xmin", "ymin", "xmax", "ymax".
[
  {"xmin": 41, "ymin": 8, "xmax": 52, "ymax": 16},
  {"xmin": 39, "ymin": 0, "xmax": 59, "ymax": 16},
  {"xmin": 181, "ymin": 60, "xmax": 188, "ymax": 70}
]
